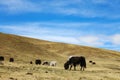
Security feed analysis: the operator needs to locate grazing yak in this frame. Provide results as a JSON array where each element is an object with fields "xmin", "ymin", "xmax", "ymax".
[
  {"xmin": 35, "ymin": 59, "xmax": 41, "ymax": 65},
  {"xmin": 30, "ymin": 61, "xmax": 33, "ymax": 64},
  {"xmin": 42, "ymin": 61, "xmax": 50, "ymax": 66},
  {"xmin": 42, "ymin": 61, "xmax": 57, "ymax": 66},
  {"xmin": 89, "ymin": 60, "xmax": 92, "ymax": 63},
  {"xmin": 9, "ymin": 58, "xmax": 14, "ymax": 62},
  {"xmin": 92, "ymin": 62, "xmax": 96, "ymax": 65},
  {"xmin": 0, "ymin": 56, "xmax": 4, "ymax": 61},
  {"xmin": 49, "ymin": 61, "xmax": 57, "ymax": 66},
  {"xmin": 64, "ymin": 56, "xmax": 86, "ymax": 71}
]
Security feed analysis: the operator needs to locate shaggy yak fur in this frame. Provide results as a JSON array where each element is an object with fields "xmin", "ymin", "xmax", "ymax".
[{"xmin": 64, "ymin": 56, "xmax": 86, "ymax": 71}]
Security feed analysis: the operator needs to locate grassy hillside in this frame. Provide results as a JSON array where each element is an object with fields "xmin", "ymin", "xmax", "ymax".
[
  {"xmin": 0, "ymin": 32, "xmax": 120, "ymax": 62},
  {"xmin": 0, "ymin": 32, "xmax": 120, "ymax": 80}
]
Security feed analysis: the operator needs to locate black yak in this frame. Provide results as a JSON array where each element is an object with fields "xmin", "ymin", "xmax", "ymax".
[
  {"xmin": 35, "ymin": 59, "xmax": 41, "ymax": 65},
  {"xmin": 42, "ymin": 61, "xmax": 50, "ymax": 65},
  {"xmin": 30, "ymin": 61, "xmax": 33, "ymax": 64},
  {"xmin": 64, "ymin": 56, "xmax": 86, "ymax": 71},
  {"xmin": 9, "ymin": 58, "xmax": 14, "ymax": 62},
  {"xmin": 89, "ymin": 60, "xmax": 92, "ymax": 63},
  {"xmin": 0, "ymin": 56, "xmax": 4, "ymax": 61},
  {"xmin": 92, "ymin": 62, "xmax": 96, "ymax": 65}
]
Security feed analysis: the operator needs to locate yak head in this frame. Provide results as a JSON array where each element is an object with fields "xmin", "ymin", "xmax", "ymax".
[{"xmin": 64, "ymin": 61, "xmax": 70, "ymax": 70}]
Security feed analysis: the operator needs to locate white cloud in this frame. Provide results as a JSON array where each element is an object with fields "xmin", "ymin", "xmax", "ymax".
[
  {"xmin": 78, "ymin": 35, "xmax": 104, "ymax": 46},
  {"xmin": 0, "ymin": 24, "xmax": 51, "ymax": 35},
  {"xmin": 0, "ymin": 0, "xmax": 120, "ymax": 18},
  {"xmin": 0, "ymin": 23, "xmax": 80, "ymax": 44},
  {"xmin": 0, "ymin": 0, "xmax": 40, "ymax": 13},
  {"xmin": 1, "ymin": 22, "xmax": 120, "ymax": 51},
  {"xmin": 38, "ymin": 36, "xmax": 80, "ymax": 44},
  {"xmin": 111, "ymin": 34, "xmax": 120, "ymax": 45}
]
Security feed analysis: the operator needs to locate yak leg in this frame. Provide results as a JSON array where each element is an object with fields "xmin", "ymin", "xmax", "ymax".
[
  {"xmin": 83, "ymin": 67, "xmax": 84, "ymax": 71},
  {"xmin": 73, "ymin": 64, "xmax": 76, "ymax": 70},
  {"xmin": 80, "ymin": 67, "xmax": 82, "ymax": 71},
  {"xmin": 70, "ymin": 65, "xmax": 72, "ymax": 70},
  {"xmin": 80, "ymin": 66, "xmax": 83, "ymax": 71},
  {"xmin": 80, "ymin": 67, "xmax": 84, "ymax": 71}
]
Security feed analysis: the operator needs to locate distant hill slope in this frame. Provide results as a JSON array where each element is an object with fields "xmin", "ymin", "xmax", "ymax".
[{"xmin": 0, "ymin": 32, "xmax": 120, "ymax": 64}]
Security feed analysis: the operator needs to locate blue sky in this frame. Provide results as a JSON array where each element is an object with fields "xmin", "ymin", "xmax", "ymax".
[{"xmin": 0, "ymin": 0, "xmax": 120, "ymax": 51}]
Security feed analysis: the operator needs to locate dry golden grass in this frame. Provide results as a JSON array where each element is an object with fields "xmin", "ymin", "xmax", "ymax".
[
  {"xmin": 0, "ymin": 32, "xmax": 120, "ymax": 80},
  {"xmin": 0, "ymin": 59, "xmax": 120, "ymax": 80}
]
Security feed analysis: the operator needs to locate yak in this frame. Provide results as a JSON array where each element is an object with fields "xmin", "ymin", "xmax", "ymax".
[
  {"xmin": 35, "ymin": 59, "xmax": 41, "ymax": 65},
  {"xmin": 0, "ymin": 56, "xmax": 4, "ymax": 61},
  {"xmin": 42, "ymin": 61, "xmax": 50, "ymax": 65},
  {"xmin": 42, "ymin": 61, "xmax": 57, "ymax": 66},
  {"xmin": 9, "ymin": 58, "xmax": 14, "ymax": 62},
  {"xmin": 64, "ymin": 56, "xmax": 86, "ymax": 71},
  {"xmin": 49, "ymin": 61, "xmax": 57, "ymax": 66}
]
